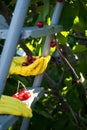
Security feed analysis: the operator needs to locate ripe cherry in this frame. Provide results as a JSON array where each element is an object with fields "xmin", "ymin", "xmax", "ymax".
[
  {"xmin": 37, "ymin": 21, "xmax": 44, "ymax": 28},
  {"xmin": 57, "ymin": 0, "xmax": 63, "ymax": 2},
  {"xmin": 12, "ymin": 94, "xmax": 18, "ymax": 98},
  {"xmin": 50, "ymin": 41, "xmax": 56, "ymax": 48},
  {"xmin": 22, "ymin": 55, "xmax": 36, "ymax": 66},
  {"xmin": 19, "ymin": 88, "xmax": 25, "ymax": 93},
  {"xmin": 27, "ymin": 55, "xmax": 33, "ymax": 62},
  {"xmin": 23, "ymin": 92, "xmax": 31, "ymax": 100},
  {"xmin": 12, "ymin": 89, "xmax": 31, "ymax": 101},
  {"xmin": 32, "ymin": 57, "xmax": 36, "ymax": 62},
  {"xmin": 22, "ymin": 62, "xmax": 29, "ymax": 66},
  {"xmin": 18, "ymin": 91, "xmax": 24, "ymax": 97},
  {"xmin": 17, "ymin": 95, "xmax": 24, "ymax": 100}
]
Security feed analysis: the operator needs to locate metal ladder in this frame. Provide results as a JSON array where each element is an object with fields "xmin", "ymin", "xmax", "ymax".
[{"xmin": 0, "ymin": 0, "xmax": 63, "ymax": 129}]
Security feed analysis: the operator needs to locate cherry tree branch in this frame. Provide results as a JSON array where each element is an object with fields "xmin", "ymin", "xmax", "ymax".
[
  {"xmin": 0, "ymin": 0, "xmax": 12, "ymax": 24},
  {"xmin": 56, "ymin": 42, "xmax": 80, "ymax": 81},
  {"xmin": 44, "ymin": 72, "xmax": 79, "ymax": 124}
]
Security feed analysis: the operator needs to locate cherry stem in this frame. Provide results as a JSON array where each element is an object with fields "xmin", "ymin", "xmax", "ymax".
[{"xmin": 17, "ymin": 80, "xmax": 26, "ymax": 93}]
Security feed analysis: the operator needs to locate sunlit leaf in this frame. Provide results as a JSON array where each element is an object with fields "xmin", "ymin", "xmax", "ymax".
[
  {"xmin": 57, "ymin": 33, "xmax": 67, "ymax": 44},
  {"xmin": 74, "ymin": 16, "xmax": 79, "ymax": 24},
  {"xmin": 72, "ymin": 45, "xmax": 87, "ymax": 53},
  {"xmin": 43, "ymin": 0, "xmax": 49, "ymax": 21},
  {"xmin": 59, "ymin": 2, "xmax": 77, "ymax": 30}
]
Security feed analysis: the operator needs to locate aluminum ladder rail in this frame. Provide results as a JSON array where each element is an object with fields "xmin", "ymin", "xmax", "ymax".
[
  {"xmin": 0, "ymin": 0, "xmax": 31, "ymax": 129},
  {"xmin": 0, "ymin": 0, "xmax": 64, "ymax": 130},
  {"xmin": 0, "ymin": 0, "xmax": 31, "ymax": 94}
]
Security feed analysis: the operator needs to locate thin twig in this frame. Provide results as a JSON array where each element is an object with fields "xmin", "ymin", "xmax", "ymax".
[
  {"xmin": 69, "ymin": 34, "xmax": 87, "ymax": 41},
  {"xmin": 19, "ymin": 40, "xmax": 32, "ymax": 56},
  {"xmin": 56, "ymin": 42, "xmax": 80, "ymax": 81}
]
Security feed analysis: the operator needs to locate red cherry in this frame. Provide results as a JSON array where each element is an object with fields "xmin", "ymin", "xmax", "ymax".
[
  {"xmin": 23, "ymin": 92, "xmax": 31, "ymax": 100},
  {"xmin": 32, "ymin": 57, "xmax": 36, "ymax": 62},
  {"xmin": 12, "ymin": 94, "xmax": 23, "ymax": 100},
  {"xmin": 50, "ymin": 41, "xmax": 56, "ymax": 48},
  {"xmin": 18, "ymin": 92, "xmax": 23, "ymax": 97},
  {"xmin": 12, "ymin": 89, "xmax": 31, "ymax": 101},
  {"xmin": 22, "ymin": 62, "xmax": 29, "ymax": 66},
  {"xmin": 57, "ymin": 0, "xmax": 63, "ymax": 2},
  {"xmin": 26, "ymin": 91, "xmax": 31, "ymax": 97},
  {"xmin": 37, "ymin": 21, "xmax": 44, "ymax": 28},
  {"xmin": 17, "ymin": 89, "xmax": 24, "ymax": 100},
  {"xmin": 28, "ymin": 60, "xmax": 33, "ymax": 64},
  {"xmin": 17, "ymin": 95, "xmax": 24, "ymax": 100},
  {"xmin": 27, "ymin": 56, "xmax": 36, "ymax": 64},
  {"xmin": 12, "ymin": 94, "xmax": 18, "ymax": 98},
  {"xmin": 27, "ymin": 55, "xmax": 33, "ymax": 62},
  {"xmin": 18, "ymin": 88, "xmax": 25, "ymax": 94}
]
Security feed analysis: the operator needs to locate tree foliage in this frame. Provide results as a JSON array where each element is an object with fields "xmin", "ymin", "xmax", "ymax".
[{"xmin": 0, "ymin": 0, "xmax": 87, "ymax": 130}]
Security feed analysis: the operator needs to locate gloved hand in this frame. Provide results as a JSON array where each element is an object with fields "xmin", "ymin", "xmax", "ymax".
[
  {"xmin": 0, "ymin": 95, "xmax": 32, "ymax": 118},
  {"xmin": 9, "ymin": 55, "xmax": 50, "ymax": 76}
]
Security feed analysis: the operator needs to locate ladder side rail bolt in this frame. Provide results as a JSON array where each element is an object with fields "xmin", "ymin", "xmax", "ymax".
[{"xmin": 0, "ymin": 0, "xmax": 31, "ymax": 96}]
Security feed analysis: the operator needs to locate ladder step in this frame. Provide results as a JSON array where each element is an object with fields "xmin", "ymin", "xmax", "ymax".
[{"xmin": 0, "ymin": 25, "xmax": 63, "ymax": 39}]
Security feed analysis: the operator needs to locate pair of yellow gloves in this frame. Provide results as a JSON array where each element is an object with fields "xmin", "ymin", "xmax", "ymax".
[{"xmin": 0, "ymin": 55, "xmax": 50, "ymax": 118}]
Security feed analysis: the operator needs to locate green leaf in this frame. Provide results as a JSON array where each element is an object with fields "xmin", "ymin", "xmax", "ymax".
[
  {"xmin": 59, "ymin": 2, "xmax": 77, "ymax": 30},
  {"xmin": 64, "ymin": 77, "xmax": 72, "ymax": 88},
  {"xmin": 73, "ymin": 0, "xmax": 87, "ymax": 32},
  {"xmin": 35, "ymin": 109, "xmax": 53, "ymax": 119},
  {"xmin": 11, "ymin": 75, "xmax": 29, "ymax": 87},
  {"xmin": 76, "ymin": 51, "xmax": 87, "ymax": 77},
  {"xmin": 34, "ymin": 104, "xmax": 53, "ymax": 119},
  {"xmin": 9, "ymin": 0, "xmax": 16, "ymax": 6},
  {"xmin": 57, "ymin": 33, "xmax": 67, "ymax": 44},
  {"xmin": 72, "ymin": 45, "xmax": 87, "ymax": 53},
  {"xmin": 43, "ymin": 0, "xmax": 49, "ymax": 21}
]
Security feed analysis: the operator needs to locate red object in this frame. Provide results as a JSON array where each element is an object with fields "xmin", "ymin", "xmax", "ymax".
[
  {"xmin": 12, "ymin": 94, "xmax": 18, "ymax": 98},
  {"xmin": 23, "ymin": 92, "xmax": 31, "ymax": 100},
  {"xmin": 17, "ymin": 95, "xmax": 24, "ymax": 100},
  {"xmin": 12, "ymin": 89, "xmax": 31, "ymax": 101},
  {"xmin": 19, "ymin": 88, "xmax": 25, "ymax": 93},
  {"xmin": 32, "ymin": 57, "xmax": 36, "ymax": 62},
  {"xmin": 22, "ymin": 55, "xmax": 36, "ymax": 66},
  {"xmin": 22, "ymin": 62, "xmax": 29, "ymax": 66},
  {"xmin": 27, "ymin": 55, "xmax": 33, "ymax": 62},
  {"xmin": 37, "ymin": 21, "xmax": 44, "ymax": 28},
  {"xmin": 50, "ymin": 41, "xmax": 56, "ymax": 48},
  {"xmin": 27, "ymin": 56, "xmax": 36, "ymax": 64},
  {"xmin": 57, "ymin": 0, "xmax": 63, "ymax": 2}
]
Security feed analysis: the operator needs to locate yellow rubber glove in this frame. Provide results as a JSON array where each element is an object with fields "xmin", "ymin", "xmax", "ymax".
[
  {"xmin": 0, "ymin": 95, "xmax": 32, "ymax": 118},
  {"xmin": 9, "ymin": 55, "xmax": 50, "ymax": 76}
]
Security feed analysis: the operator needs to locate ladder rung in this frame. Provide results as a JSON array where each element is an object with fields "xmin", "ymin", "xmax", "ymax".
[{"xmin": 0, "ymin": 25, "xmax": 63, "ymax": 39}]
